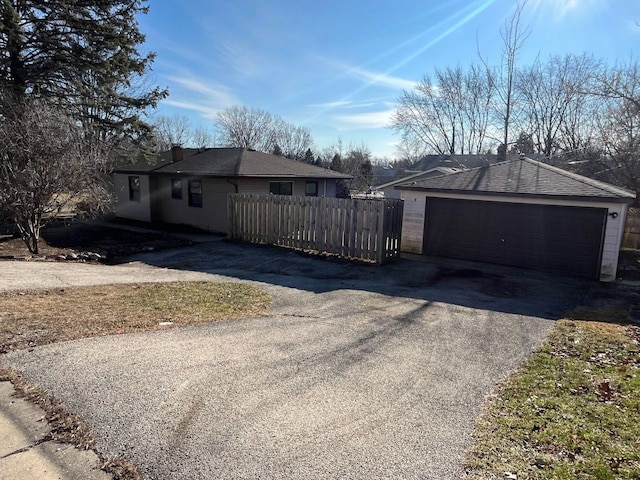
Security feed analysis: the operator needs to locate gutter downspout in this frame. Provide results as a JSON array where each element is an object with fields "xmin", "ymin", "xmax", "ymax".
[{"xmin": 225, "ymin": 177, "xmax": 239, "ymax": 193}]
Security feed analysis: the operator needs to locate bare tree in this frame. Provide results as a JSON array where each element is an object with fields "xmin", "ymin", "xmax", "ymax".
[
  {"xmin": 395, "ymin": 137, "xmax": 429, "ymax": 165},
  {"xmin": 192, "ymin": 125, "xmax": 214, "ymax": 150},
  {"xmin": 595, "ymin": 59, "xmax": 640, "ymax": 111},
  {"xmin": 487, "ymin": 0, "xmax": 530, "ymax": 156},
  {"xmin": 273, "ymin": 119, "xmax": 313, "ymax": 161},
  {"xmin": 216, "ymin": 105, "xmax": 313, "ymax": 158},
  {"xmin": 215, "ymin": 106, "xmax": 276, "ymax": 153},
  {"xmin": 559, "ymin": 83, "xmax": 602, "ymax": 158},
  {"xmin": 392, "ymin": 64, "xmax": 495, "ymax": 154},
  {"xmin": 0, "ymin": 99, "xmax": 111, "ymax": 253},
  {"xmin": 516, "ymin": 54, "xmax": 598, "ymax": 156},
  {"xmin": 341, "ymin": 143, "xmax": 373, "ymax": 192},
  {"xmin": 153, "ymin": 114, "xmax": 193, "ymax": 151},
  {"xmin": 592, "ymin": 61, "xmax": 640, "ymax": 204}
]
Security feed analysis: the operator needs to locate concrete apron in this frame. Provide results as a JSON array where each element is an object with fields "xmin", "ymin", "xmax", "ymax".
[{"xmin": 0, "ymin": 382, "xmax": 111, "ymax": 480}]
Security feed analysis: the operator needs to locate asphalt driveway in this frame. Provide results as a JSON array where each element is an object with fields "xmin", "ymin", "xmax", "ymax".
[{"xmin": 0, "ymin": 239, "xmax": 587, "ymax": 479}]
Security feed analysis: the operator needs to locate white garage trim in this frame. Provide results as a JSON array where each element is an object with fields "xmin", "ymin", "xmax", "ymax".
[{"xmin": 400, "ymin": 190, "xmax": 628, "ymax": 282}]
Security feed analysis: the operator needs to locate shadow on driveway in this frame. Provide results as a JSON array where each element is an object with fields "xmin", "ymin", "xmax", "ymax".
[{"xmin": 125, "ymin": 238, "xmax": 590, "ymax": 321}]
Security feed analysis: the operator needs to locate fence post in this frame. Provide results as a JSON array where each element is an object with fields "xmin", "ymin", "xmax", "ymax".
[{"xmin": 376, "ymin": 201, "xmax": 386, "ymax": 263}]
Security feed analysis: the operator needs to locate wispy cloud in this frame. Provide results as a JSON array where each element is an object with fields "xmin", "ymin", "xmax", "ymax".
[
  {"xmin": 161, "ymin": 73, "xmax": 238, "ymax": 118},
  {"xmin": 333, "ymin": 108, "xmax": 395, "ymax": 130},
  {"xmin": 215, "ymin": 40, "xmax": 263, "ymax": 80},
  {"xmin": 167, "ymin": 75, "xmax": 236, "ymax": 104},
  {"xmin": 346, "ymin": 66, "xmax": 418, "ymax": 91},
  {"xmin": 162, "ymin": 99, "xmax": 221, "ymax": 119},
  {"xmin": 528, "ymin": 0, "xmax": 606, "ymax": 21},
  {"xmin": 307, "ymin": 100, "xmax": 378, "ymax": 110},
  {"xmin": 383, "ymin": 0, "xmax": 498, "ymax": 72},
  {"xmin": 307, "ymin": 100, "xmax": 354, "ymax": 109},
  {"xmin": 320, "ymin": 57, "xmax": 417, "ymax": 92}
]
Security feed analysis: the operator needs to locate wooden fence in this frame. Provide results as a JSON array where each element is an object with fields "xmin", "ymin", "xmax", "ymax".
[
  {"xmin": 228, "ymin": 194, "xmax": 404, "ymax": 263},
  {"xmin": 622, "ymin": 207, "xmax": 640, "ymax": 250}
]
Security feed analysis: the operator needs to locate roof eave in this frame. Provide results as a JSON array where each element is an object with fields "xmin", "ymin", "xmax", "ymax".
[
  {"xmin": 116, "ymin": 171, "xmax": 352, "ymax": 179},
  {"xmin": 397, "ymin": 187, "xmax": 635, "ymax": 203}
]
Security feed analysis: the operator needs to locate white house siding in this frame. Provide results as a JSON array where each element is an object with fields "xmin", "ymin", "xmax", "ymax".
[
  {"xmin": 322, "ymin": 179, "xmax": 337, "ymax": 198},
  {"xmin": 113, "ymin": 173, "xmax": 152, "ymax": 222},
  {"xmin": 151, "ymin": 177, "xmax": 235, "ymax": 233},
  {"xmin": 115, "ymin": 174, "xmax": 342, "ymax": 235},
  {"xmin": 399, "ymin": 190, "xmax": 628, "ymax": 282},
  {"xmin": 237, "ymin": 178, "xmax": 337, "ymax": 197}
]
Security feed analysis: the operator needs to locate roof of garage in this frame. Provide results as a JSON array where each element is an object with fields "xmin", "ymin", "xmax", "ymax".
[{"xmin": 397, "ymin": 157, "xmax": 636, "ymax": 202}]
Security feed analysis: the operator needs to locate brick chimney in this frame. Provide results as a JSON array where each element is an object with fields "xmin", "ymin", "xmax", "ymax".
[{"xmin": 171, "ymin": 144, "xmax": 184, "ymax": 162}]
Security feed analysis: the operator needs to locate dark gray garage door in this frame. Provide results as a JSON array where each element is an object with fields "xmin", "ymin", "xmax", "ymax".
[{"xmin": 423, "ymin": 198, "xmax": 607, "ymax": 279}]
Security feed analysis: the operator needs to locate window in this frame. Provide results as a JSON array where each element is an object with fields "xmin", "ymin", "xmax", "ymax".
[
  {"xmin": 188, "ymin": 179, "xmax": 203, "ymax": 207},
  {"xmin": 305, "ymin": 181, "xmax": 318, "ymax": 197},
  {"xmin": 128, "ymin": 176, "xmax": 140, "ymax": 201},
  {"xmin": 269, "ymin": 181, "xmax": 293, "ymax": 195},
  {"xmin": 171, "ymin": 178, "xmax": 182, "ymax": 199}
]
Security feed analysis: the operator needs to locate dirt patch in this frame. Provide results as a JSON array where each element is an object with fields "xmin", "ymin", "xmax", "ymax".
[
  {"xmin": 618, "ymin": 249, "xmax": 640, "ymax": 281},
  {"xmin": 578, "ymin": 281, "xmax": 640, "ymax": 325},
  {"xmin": 0, "ymin": 220, "xmax": 194, "ymax": 262}
]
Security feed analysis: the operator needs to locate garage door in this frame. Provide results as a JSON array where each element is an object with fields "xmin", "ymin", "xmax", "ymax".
[{"xmin": 423, "ymin": 198, "xmax": 607, "ymax": 279}]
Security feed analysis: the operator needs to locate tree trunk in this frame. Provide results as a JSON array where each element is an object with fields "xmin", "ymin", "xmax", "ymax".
[{"xmin": 15, "ymin": 214, "xmax": 41, "ymax": 254}]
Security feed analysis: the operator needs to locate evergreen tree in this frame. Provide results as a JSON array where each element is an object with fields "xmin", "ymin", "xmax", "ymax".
[
  {"xmin": 273, "ymin": 144, "xmax": 283, "ymax": 156},
  {"xmin": 330, "ymin": 153, "xmax": 343, "ymax": 172},
  {"xmin": 304, "ymin": 148, "xmax": 314, "ymax": 164},
  {"xmin": 0, "ymin": 0, "xmax": 167, "ymax": 137},
  {"xmin": 360, "ymin": 159, "xmax": 373, "ymax": 186},
  {"xmin": 0, "ymin": 0, "xmax": 165, "ymax": 253},
  {"xmin": 510, "ymin": 132, "xmax": 534, "ymax": 155}
]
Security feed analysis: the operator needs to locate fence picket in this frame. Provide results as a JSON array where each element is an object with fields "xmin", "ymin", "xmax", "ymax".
[
  {"xmin": 623, "ymin": 207, "xmax": 640, "ymax": 250},
  {"xmin": 227, "ymin": 194, "xmax": 404, "ymax": 263}
]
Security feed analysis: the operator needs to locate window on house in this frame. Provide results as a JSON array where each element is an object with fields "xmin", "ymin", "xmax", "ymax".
[
  {"xmin": 269, "ymin": 181, "xmax": 293, "ymax": 195},
  {"xmin": 305, "ymin": 181, "xmax": 318, "ymax": 197},
  {"xmin": 188, "ymin": 179, "xmax": 203, "ymax": 207},
  {"xmin": 171, "ymin": 178, "xmax": 182, "ymax": 199},
  {"xmin": 129, "ymin": 176, "xmax": 141, "ymax": 201}
]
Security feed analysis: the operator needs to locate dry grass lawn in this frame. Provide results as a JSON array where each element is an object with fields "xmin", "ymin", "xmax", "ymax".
[
  {"xmin": 465, "ymin": 310, "xmax": 640, "ymax": 480},
  {"xmin": 0, "ymin": 281, "xmax": 272, "ymax": 353},
  {"xmin": 0, "ymin": 280, "xmax": 271, "ymax": 479}
]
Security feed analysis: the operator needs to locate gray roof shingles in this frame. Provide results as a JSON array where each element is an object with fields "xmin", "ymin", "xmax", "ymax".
[
  {"xmin": 399, "ymin": 157, "xmax": 635, "ymax": 202},
  {"xmin": 114, "ymin": 148, "xmax": 351, "ymax": 179}
]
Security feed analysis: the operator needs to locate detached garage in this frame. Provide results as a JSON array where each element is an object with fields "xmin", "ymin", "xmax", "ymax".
[{"xmin": 398, "ymin": 158, "xmax": 635, "ymax": 281}]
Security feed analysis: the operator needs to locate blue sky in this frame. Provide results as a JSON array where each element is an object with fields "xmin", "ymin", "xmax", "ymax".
[{"xmin": 139, "ymin": 0, "xmax": 640, "ymax": 159}]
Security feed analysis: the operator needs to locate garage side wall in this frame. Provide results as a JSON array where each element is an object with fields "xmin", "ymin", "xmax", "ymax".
[
  {"xmin": 399, "ymin": 190, "xmax": 627, "ymax": 282},
  {"xmin": 399, "ymin": 192, "xmax": 427, "ymax": 253},
  {"xmin": 601, "ymin": 203, "xmax": 628, "ymax": 281}
]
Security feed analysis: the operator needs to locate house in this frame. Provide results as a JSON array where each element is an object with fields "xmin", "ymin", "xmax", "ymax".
[
  {"xmin": 372, "ymin": 167, "xmax": 464, "ymax": 199},
  {"xmin": 404, "ymin": 153, "xmax": 546, "ymax": 174},
  {"xmin": 371, "ymin": 164, "xmax": 399, "ymax": 185},
  {"xmin": 397, "ymin": 157, "xmax": 635, "ymax": 281},
  {"xmin": 113, "ymin": 146, "xmax": 351, "ymax": 234}
]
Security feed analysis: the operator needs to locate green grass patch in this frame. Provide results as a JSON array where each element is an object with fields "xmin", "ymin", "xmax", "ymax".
[
  {"xmin": 0, "ymin": 282, "xmax": 271, "ymax": 352},
  {"xmin": 465, "ymin": 314, "xmax": 640, "ymax": 479}
]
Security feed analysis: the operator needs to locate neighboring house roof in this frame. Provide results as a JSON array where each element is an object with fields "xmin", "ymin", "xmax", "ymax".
[
  {"xmin": 372, "ymin": 164, "xmax": 399, "ymax": 183},
  {"xmin": 398, "ymin": 157, "xmax": 636, "ymax": 202},
  {"xmin": 372, "ymin": 167, "xmax": 464, "ymax": 191},
  {"xmin": 406, "ymin": 153, "xmax": 547, "ymax": 173},
  {"xmin": 114, "ymin": 147, "xmax": 352, "ymax": 179}
]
